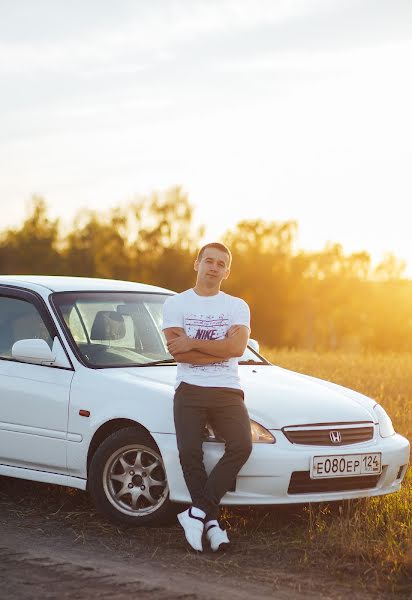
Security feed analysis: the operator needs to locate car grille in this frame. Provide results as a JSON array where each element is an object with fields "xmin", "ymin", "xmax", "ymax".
[
  {"xmin": 283, "ymin": 424, "xmax": 374, "ymax": 446},
  {"xmin": 288, "ymin": 471, "xmax": 380, "ymax": 494}
]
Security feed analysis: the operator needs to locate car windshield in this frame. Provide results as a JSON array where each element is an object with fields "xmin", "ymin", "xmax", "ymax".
[{"xmin": 52, "ymin": 291, "xmax": 266, "ymax": 368}]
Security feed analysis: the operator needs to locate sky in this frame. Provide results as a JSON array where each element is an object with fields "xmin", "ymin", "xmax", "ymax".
[{"xmin": 0, "ymin": 0, "xmax": 411, "ymax": 274}]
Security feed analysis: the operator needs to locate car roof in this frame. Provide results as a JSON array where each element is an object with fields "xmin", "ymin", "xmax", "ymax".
[{"xmin": 0, "ymin": 275, "xmax": 173, "ymax": 294}]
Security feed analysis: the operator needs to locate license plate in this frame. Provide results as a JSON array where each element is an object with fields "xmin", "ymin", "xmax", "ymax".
[{"xmin": 311, "ymin": 453, "xmax": 382, "ymax": 479}]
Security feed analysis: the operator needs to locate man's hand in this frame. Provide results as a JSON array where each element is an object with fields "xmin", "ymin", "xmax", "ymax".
[
  {"xmin": 163, "ymin": 327, "xmax": 225, "ymax": 365},
  {"xmin": 167, "ymin": 333, "xmax": 195, "ymax": 355},
  {"xmin": 191, "ymin": 324, "xmax": 249, "ymax": 358},
  {"xmin": 227, "ymin": 324, "xmax": 242, "ymax": 338},
  {"xmin": 163, "ymin": 324, "xmax": 249, "ymax": 361}
]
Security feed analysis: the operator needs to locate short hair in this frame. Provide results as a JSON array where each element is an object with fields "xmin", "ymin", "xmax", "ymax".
[{"xmin": 196, "ymin": 243, "xmax": 232, "ymax": 267}]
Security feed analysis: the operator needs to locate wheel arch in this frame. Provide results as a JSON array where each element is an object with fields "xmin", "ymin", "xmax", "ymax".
[{"xmin": 87, "ymin": 419, "xmax": 159, "ymax": 476}]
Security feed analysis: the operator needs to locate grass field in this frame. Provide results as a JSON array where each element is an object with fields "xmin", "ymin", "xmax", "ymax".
[{"xmin": 236, "ymin": 349, "xmax": 412, "ymax": 594}]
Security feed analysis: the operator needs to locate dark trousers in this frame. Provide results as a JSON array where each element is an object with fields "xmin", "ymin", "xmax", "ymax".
[{"xmin": 173, "ymin": 382, "xmax": 253, "ymax": 520}]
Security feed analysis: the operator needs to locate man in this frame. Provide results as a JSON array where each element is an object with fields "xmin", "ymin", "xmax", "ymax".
[{"xmin": 162, "ymin": 242, "xmax": 252, "ymax": 552}]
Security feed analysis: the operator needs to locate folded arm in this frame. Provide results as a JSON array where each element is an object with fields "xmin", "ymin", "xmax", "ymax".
[
  {"xmin": 163, "ymin": 328, "xmax": 226, "ymax": 364},
  {"xmin": 166, "ymin": 325, "xmax": 249, "ymax": 359}
]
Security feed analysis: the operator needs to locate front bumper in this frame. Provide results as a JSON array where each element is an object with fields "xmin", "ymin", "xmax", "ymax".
[{"xmin": 153, "ymin": 431, "xmax": 410, "ymax": 505}]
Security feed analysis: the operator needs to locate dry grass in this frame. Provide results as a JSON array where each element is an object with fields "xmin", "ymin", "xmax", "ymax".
[{"xmin": 246, "ymin": 349, "xmax": 412, "ymax": 593}]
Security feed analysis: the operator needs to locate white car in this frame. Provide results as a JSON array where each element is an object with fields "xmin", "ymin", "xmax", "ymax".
[{"xmin": 0, "ymin": 276, "xmax": 409, "ymax": 525}]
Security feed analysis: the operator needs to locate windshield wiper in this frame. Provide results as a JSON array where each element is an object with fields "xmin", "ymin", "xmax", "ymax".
[
  {"xmin": 139, "ymin": 358, "xmax": 267, "ymax": 367},
  {"xmin": 239, "ymin": 359, "xmax": 267, "ymax": 365},
  {"xmin": 137, "ymin": 358, "xmax": 177, "ymax": 367}
]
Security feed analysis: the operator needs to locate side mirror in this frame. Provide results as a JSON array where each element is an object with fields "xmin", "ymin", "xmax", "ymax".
[
  {"xmin": 12, "ymin": 339, "xmax": 55, "ymax": 365},
  {"xmin": 11, "ymin": 337, "xmax": 71, "ymax": 368},
  {"xmin": 248, "ymin": 338, "xmax": 260, "ymax": 354}
]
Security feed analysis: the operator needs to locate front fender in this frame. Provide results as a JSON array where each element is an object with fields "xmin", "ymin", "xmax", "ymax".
[{"xmin": 67, "ymin": 367, "xmax": 175, "ymax": 477}]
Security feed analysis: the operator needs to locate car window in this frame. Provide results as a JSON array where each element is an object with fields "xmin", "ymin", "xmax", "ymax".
[
  {"xmin": 53, "ymin": 292, "xmax": 171, "ymax": 367},
  {"xmin": 0, "ymin": 296, "xmax": 53, "ymax": 360},
  {"xmin": 75, "ymin": 303, "xmax": 135, "ymax": 349},
  {"xmin": 67, "ymin": 307, "xmax": 88, "ymax": 344}
]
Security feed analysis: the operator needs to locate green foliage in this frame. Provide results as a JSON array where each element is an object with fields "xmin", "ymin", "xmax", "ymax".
[
  {"xmin": 0, "ymin": 197, "xmax": 61, "ymax": 275},
  {"xmin": 2, "ymin": 190, "xmax": 412, "ymax": 351},
  {"xmin": 63, "ymin": 209, "xmax": 131, "ymax": 279},
  {"xmin": 128, "ymin": 187, "xmax": 204, "ymax": 289}
]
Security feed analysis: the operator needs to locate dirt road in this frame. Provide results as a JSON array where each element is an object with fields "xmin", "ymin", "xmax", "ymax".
[{"xmin": 0, "ymin": 477, "xmax": 397, "ymax": 600}]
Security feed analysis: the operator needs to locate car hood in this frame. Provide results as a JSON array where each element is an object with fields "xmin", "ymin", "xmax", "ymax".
[{"xmin": 107, "ymin": 364, "xmax": 376, "ymax": 429}]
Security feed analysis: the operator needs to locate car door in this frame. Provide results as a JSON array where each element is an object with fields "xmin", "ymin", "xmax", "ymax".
[{"xmin": 0, "ymin": 287, "xmax": 74, "ymax": 473}]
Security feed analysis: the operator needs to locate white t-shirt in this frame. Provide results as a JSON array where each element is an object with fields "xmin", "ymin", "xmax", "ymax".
[{"xmin": 162, "ymin": 289, "xmax": 250, "ymax": 390}]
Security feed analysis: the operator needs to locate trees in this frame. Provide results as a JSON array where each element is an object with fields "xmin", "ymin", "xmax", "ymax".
[
  {"xmin": 223, "ymin": 219, "xmax": 303, "ymax": 347},
  {"xmin": 0, "ymin": 188, "xmax": 202, "ymax": 288},
  {"xmin": 128, "ymin": 186, "xmax": 203, "ymax": 290},
  {"xmin": 1, "ymin": 191, "xmax": 411, "ymax": 351},
  {"xmin": 297, "ymin": 244, "xmax": 373, "ymax": 351},
  {"xmin": 0, "ymin": 197, "xmax": 61, "ymax": 275},
  {"xmin": 63, "ymin": 209, "xmax": 131, "ymax": 279}
]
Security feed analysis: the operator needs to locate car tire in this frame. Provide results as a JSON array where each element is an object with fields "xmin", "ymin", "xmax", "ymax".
[{"xmin": 88, "ymin": 427, "xmax": 176, "ymax": 526}]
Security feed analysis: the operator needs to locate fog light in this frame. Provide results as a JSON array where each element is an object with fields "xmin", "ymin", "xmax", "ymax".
[{"xmin": 396, "ymin": 465, "xmax": 406, "ymax": 479}]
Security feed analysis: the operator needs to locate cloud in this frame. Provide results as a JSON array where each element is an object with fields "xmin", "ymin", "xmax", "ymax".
[{"xmin": 0, "ymin": 0, "xmax": 334, "ymax": 75}]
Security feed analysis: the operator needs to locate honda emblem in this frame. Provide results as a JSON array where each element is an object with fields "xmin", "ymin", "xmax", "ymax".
[{"xmin": 329, "ymin": 430, "xmax": 342, "ymax": 443}]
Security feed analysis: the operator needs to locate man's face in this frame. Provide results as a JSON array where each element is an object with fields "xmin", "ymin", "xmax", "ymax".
[{"xmin": 194, "ymin": 248, "xmax": 230, "ymax": 287}]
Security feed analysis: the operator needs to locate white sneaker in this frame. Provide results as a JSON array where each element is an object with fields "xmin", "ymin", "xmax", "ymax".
[
  {"xmin": 177, "ymin": 507, "xmax": 205, "ymax": 552},
  {"xmin": 205, "ymin": 521, "xmax": 230, "ymax": 552}
]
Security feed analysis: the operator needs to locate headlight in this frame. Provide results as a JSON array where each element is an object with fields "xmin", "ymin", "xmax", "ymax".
[
  {"xmin": 373, "ymin": 403, "xmax": 395, "ymax": 438},
  {"xmin": 250, "ymin": 420, "xmax": 276, "ymax": 443},
  {"xmin": 203, "ymin": 420, "xmax": 275, "ymax": 444}
]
